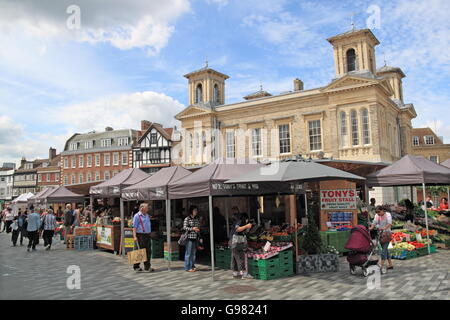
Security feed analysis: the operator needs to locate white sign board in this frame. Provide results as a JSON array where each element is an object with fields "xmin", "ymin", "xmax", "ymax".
[
  {"xmin": 320, "ymin": 189, "xmax": 357, "ymax": 210},
  {"xmin": 96, "ymin": 226, "xmax": 112, "ymax": 246}
]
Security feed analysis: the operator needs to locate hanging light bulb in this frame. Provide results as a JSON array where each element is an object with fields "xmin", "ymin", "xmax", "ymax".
[{"xmin": 275, "ymin": 196, "xmax": 281, "ymax": 208}]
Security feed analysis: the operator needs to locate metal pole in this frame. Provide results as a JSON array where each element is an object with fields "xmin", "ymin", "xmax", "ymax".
[
  {"xmin": 166, "ymin": 199, "xmax": 171, "ymax": 271},
  {"xmin": 304, "ymin": 193, "xmax": 308, "ymax": 216},
  {"xmin": 90, "ymin": 195, "xmax": 94, "ymax": 224},
  {"xmin": 225, "ymin": 198, "xmax": 230, "ymax": 237},
  {"xmin": 422, "ymin": 183, "xmax": 430, "ymax": 254},
  {"xmin": 120, "ymin": 198, "xmax": 125, "ymax": 257},
  {"xmin": 209, "ymin": 195, "xmax": 215, "ymax": 281}
]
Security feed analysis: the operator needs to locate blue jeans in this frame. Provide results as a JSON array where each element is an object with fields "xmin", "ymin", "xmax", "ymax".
[
  {"xmin": 381, "ymin": 241, "xmax": 390, "ymax": 260},
  {"xmin": 184, "ymin": 239, "xmax": 197, "ymax": 271}
]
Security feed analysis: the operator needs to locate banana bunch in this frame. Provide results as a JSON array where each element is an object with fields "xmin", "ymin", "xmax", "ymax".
[{"xmin": 394, "ymin": 242, "xmax": 415, "ymax": 251}]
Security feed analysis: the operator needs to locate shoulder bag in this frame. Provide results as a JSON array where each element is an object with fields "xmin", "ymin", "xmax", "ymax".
[{"xmin": 379, "ymin": 230, "xmax": 392, "ymax": 244}]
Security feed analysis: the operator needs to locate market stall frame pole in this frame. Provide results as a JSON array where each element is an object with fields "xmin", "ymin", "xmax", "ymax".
[
  {"xmin": 120, "ymin": 198, "xmax": 125, "ymax": 257},
  {"xmin": 225, "ymin": 199, "xmax": 230, "ymax": 236},
  {"xmin": 209, "ymin": 195, "xmax": 215, "ymax": 281},
  {"xmin": 165, "ymin": 199, "xmax": 171, "ymax": 271},
  {"xmin": 90, "ymin": 195, "xmax": 94, "ymax": 224},
  {"xmin": 421, "ymin": 182, "xmax": 431, "ymax": 254}
]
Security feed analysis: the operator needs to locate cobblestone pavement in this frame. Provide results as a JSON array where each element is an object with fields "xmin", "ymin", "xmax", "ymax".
[{"xmin": 0, "ymin": 233, "xmax": 448, "ymax": 300}]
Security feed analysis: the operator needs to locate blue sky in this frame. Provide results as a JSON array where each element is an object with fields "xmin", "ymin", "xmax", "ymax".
[{"xmin": 0, "ymin": 0, "xmax": 449, "ymax": 164}]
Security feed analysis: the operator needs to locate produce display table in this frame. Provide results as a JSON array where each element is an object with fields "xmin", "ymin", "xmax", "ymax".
[{"xmin": 96, "ymin": 224, "xmax": 121, "ymax": 253}]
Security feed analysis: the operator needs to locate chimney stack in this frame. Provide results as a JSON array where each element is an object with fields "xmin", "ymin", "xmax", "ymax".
[
  {"xmin": 141, "ymin": 120, "xmax": 152, "ymax": 132},
  {"xmin": 21, "ymin": 157, "xmax": 26, "ymax": 168},
  {"xmin": 49, "ymin": 147, "xmax": 56, "ymax": 160},
  {"xmin": 293, "ymin": 78, "xmax": 304, "ymax": 91}
]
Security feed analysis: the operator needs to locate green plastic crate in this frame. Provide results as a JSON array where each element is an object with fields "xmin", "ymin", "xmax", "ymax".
[
  {"xmin": 278, "ymin": 249, "xmax": 293, "ymax": 260},
  {"xmin": 277, "ymin": 266, "xmax": 294, "ymax": 277},
  {"xmin": 251, "ymin": 270, "xmax": 280, "ymax": 280},
  {"xmin": 164, "ymin": 251, "xmax": 179, "ymax": 261}
]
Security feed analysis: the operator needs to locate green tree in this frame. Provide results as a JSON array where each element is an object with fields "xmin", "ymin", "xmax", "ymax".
[{"xmin": 301, "ymin": 206, "xmax": 322, "ymax": 255}]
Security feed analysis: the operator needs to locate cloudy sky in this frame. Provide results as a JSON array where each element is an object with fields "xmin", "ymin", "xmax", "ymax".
[{"xmin": 0, "ymin": 0, "xmax": 449, "ymax": 165}]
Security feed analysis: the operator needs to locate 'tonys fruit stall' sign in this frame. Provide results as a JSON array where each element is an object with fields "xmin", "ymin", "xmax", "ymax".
[{"xmin": 320, "ymin": 189, "xmax": 357, "ymax": 210}]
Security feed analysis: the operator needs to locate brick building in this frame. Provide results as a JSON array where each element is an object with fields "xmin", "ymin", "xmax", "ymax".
[
  {"xmin": 36, "ymin": 148, "xmax": 61, "ymax": 191},
  {"xmin": 60, "ymin": 127, "xmax": 140, "ymax": 193},
  {"xmin": 410, "ymin": 128, "xmax": 450, "ymax": 163}
]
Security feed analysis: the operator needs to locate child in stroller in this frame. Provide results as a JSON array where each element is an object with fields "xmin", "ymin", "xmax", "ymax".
[{"xmin": 345, "ymin": 225, "xmax": 386, "ymax": 277}]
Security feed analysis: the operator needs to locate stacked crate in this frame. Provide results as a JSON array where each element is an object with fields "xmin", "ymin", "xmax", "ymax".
[
  {"xmin": 74, "ymin": 235, "xmax": 94, "ymax": 250},
  {"xmin": 248, "ymin": 249, "xmax": 294, "ymax": 280},
  {"xmin": 215, "ymin": 247, "xmax": 231, "ymax": 270},
  {"xmin": 164, "ymin": 241, "xmax": 179, "ymax": 261},
  {"xmin": 151, "ymin": 238, "xmax": 164, "ymax": 258},
  {"xmin": 66, "ymin": 234, "xmax": 75, "ymax": 250}
]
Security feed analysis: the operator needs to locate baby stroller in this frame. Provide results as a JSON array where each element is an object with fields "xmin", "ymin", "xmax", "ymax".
[{"xmin": 345, "ymin": 225, "xmax": 381, "ymax": 277}]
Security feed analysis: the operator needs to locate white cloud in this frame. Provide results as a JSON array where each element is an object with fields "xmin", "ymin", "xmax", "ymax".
[
  {"xmin": 0, "ymin": 91, "xmax": 186, "ymax": 164},
  {"xmin": 0, "ymin": 116, "xmax": 67, "ymax": 165},
  {"xmin": 44, "ymin": 91, "xmax": 185, "ymax": 133},
  {"xmin": 0, "ymin": 0, "xmax": 191, "ymax": 54},
  {"xmin": 206, "ymin": 0, "xmax": 229, "ymax": 8}
]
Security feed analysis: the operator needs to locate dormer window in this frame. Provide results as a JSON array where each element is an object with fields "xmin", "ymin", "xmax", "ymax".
[
  {"xmin": 69, "ymin": 142, "xmax": 78, "ymax": 151},
  {"xmin": 85, "ymin": 140, "xmax": 94, "ymax": 149},
  {"xmin": 412, "ymin": 136, "xmax": 419, "ymax": 146},
  {"xmin": 118, "ymin": 137, "xmax": 129, "ymax": 146},
  {"xmin": 346, "ymin": 48, "xmax": 356, "ymax": 72},
  {"xmin": 425, "ymin": 136, "xmax": 435, "ymax": 145},
  {"xmin": 195, "ymin": 83, "xmax": 203, "ymax": 104},
  {"xmin": 101, "ymin": 139, "xmax": 112, "ymax": 148}
]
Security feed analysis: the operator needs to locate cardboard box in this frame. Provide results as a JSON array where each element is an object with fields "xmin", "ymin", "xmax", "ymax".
[{"xmin": 164, "ymin": 241, "xmax": 178, "ymax": 252}]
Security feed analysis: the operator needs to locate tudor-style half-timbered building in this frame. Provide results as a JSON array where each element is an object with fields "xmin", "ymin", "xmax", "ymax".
[{"xmin": 133, "ymin": 121, "xmax": 176, "ymax": 174}]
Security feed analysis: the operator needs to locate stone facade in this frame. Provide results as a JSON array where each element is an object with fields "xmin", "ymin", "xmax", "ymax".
[
  {"xmin": 175, "ymin": 29, "xmax": 417, "ymax": 168},
  {"xmin": 410, "ymin": 128, "xmax": 450, "ymax": 163}
]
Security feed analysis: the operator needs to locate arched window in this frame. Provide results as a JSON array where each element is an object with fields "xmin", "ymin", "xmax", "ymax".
[
  {"xmin": 213, "ymin": 84, "xmax": 220, "ymax": 104},
  {"xmin": 346, "ymin": 49, "xmax": 356, "ymax": 72},
  {"xmin": 340, "ymin": 111, "xmax": 348, "ymax": 147},
  {"xmin": 195, "ymin": 83, "xmax": 203, "ymax": 103},
  {"xmin": 361, "ymin": 108, "xmax": 370, "ymax": 145},
  {"xmin": 351, "ymin": 110, "xmax": 359, "ymax": 146},
  {"xmin": 195, "ymin": 133, "xmax": 200, "ymax": 150}
]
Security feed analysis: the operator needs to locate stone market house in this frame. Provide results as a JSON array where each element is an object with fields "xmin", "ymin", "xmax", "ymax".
[
  {"xmin": 175, "ymin": 28, "xmax": 418, "ymax": 204},
  {"xmin": 410, "ymin": 128, "xmax": 450, "ymax": 164}
]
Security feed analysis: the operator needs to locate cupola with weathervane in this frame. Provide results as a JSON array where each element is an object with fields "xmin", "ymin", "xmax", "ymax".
[
  {"xmin": 327, "ymin": 28, "xmax": 380, "ymax": 78},
  {"xmin": 184, "ymin": 61, "xmax": 229, "ymax": 108}
]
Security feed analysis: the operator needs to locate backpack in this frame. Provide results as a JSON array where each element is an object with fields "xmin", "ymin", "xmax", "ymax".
[{"xmin": 64, "ymin": 210, "xmax": 74, "ymax": 226}]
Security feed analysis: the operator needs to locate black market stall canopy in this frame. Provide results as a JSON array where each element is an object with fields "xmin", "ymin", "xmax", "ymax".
[
  {"xmin": 366, "ymin": 155, "xmax": 450, "ymax": 187},
  {"xmin": 225, "ymin": 158, "xmax": 366, "ymax": 185},
  {"xmin": 122, "ymin": 166, "xmax": 192, "ymax": 201},
  {"xmin": 167, "ymin": 158, "xmax": 288, "ymax": 199},
  {"xmin": 366, "ymin": 155, "xmax": 450, "ymax": 254},
  {"xmin": 42, "ymin": 186, "xmax": 85, "ymax": 204},
  {"xmin": 89, "ymin": 168, "xmax": 150, "ymax": 197}
]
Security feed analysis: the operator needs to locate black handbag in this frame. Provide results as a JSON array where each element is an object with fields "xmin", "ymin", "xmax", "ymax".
[{"xmin": 178, "ymin": 232, "xmax": 188, "ymax": 246}]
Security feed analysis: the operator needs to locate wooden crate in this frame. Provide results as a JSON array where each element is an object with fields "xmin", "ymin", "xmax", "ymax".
[{"xmin": 66, "ymin": 234, "xmax": 75, "ymax": 250}]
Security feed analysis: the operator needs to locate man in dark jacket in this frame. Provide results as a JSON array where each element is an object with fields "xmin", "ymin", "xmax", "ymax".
[{"xmin": 63, "ymin": 204, "xmax": 73, "ymax": 244}]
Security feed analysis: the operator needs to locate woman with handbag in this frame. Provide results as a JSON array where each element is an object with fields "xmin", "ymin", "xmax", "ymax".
[
  {"xmin": 230, "ymin": 213, "xmax": 253, "ymax": 280},
  {"xmin": 182, "ymin": 206, "xmax": 201, "ymax": 272},
  {"xmin": 369, "ymin": 206, "xmax": 394, "ymax": 271}
]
